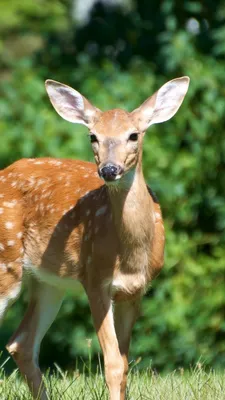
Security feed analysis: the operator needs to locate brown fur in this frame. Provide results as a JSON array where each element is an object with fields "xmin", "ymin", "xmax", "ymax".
[{"xmin": 0, "ymin": 157, "xmax": 164, "ymax": 299}]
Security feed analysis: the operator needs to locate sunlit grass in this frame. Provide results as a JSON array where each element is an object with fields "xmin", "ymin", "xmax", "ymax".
[{"xmin": 0, "ymin": 360, "xmax": 224, "ymax": 399}]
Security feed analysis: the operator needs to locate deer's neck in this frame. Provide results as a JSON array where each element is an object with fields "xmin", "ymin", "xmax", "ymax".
[{"xmin": 107, "ymin": 164, "xmax": 155, "ymax": 268}]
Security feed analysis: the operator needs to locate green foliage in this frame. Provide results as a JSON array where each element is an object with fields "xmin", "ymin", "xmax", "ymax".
[{"xmin": 0, "ymin": 0, "xmax": 225, "ymax": 372}]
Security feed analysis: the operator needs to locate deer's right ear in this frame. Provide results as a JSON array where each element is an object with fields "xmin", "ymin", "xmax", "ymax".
[
  {"xmin": 131, "ymin": 76, "xmax": 190, "ymax": 132},
  {"xmin": 45, "ymin": 80, "xmax": 101, "ymax": 128}
]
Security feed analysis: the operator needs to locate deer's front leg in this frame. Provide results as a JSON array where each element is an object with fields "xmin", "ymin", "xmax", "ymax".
[
  {"xmin": 114, "ymin": 299, "xmax": 140, "ymax": 400},
  {"xmin": 86, "ymin": 285, "xmax": 124, "ymax": 400}
]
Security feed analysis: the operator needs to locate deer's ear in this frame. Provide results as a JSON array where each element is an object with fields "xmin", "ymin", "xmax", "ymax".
[
  {"xmin": 131, "ymin": 77, "xmax": 190, "ymax": 132},
  {"xmin": 45, "ymin": 80, "xmax": 101, "ymax": 128}
]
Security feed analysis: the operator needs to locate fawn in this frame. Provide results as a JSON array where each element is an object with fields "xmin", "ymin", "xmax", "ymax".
[{"xmin": 0, "ymin": 76, "xmax": 189, "ymax": 399}]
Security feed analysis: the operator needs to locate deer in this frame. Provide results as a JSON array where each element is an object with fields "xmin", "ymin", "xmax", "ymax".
[{"xmin": 0, "ymin": 76, "xmax": 189, "ymax": 399}]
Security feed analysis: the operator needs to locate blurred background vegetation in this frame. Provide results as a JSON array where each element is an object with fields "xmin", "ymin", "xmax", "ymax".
[{"xmin": 0, "ymin": 0, "xmax": 224, "ymax": 373}]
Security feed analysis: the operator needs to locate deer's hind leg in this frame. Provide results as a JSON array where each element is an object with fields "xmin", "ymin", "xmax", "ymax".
[
  {"xmin": 6, "ymin": 277, "xmax": 64, "ymax": 400},
  {"xmin": 0, "ymin": 260, "xmax": 23, "ymax": 324}
]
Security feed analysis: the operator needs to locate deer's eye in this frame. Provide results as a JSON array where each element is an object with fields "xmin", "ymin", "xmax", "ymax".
[
  {"xmin": 90, "ymin": 134, "xmax": 98, "ymax": 143},
  {"xmin": 128, "ymin": 133, "xmax": 138, "ymax": 141}
]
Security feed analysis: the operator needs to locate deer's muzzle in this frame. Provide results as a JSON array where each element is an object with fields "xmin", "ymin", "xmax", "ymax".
[{"xmin": 99, "ymin": 163, "xmax": 124, "ymax": 182}]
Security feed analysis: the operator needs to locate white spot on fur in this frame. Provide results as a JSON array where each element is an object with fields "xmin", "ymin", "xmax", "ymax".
[
  {"xmin": 3, "ymin": 200, "xmax": 17, "ymax": 208},
  {"xmin": 0, "ymin": 194, "xmax": 4, "ymax": 198},
  {"xmin": 95, "ymin": 205, "xmax": 107, "ymax": 217},
  {"xmin": 0, "ymin": 243, "xmax": 5, "ymax": 251},
  {"xmin": 7, "ymin": 240, "xmax": 15, "ymax": 247},
  {"xmin": 5, "ymin": 221, "xmax": 14, "ymax": 229},
  {"xmin": 48, "ymin": 160, "xmax": 62, "ymax": 166},
  {"xmin": 0, "ymin": 208, "xmax": 4, "ymax": 214},
  {"xmin": 16, "ymin": 232, "xmax": 23, "ymax": 239},
  {"xmin": 37, "ymin": 179, "xmax": 45, "ymax": 186},
  {"xmin": 0, "ymin": 263, "xmax": 7, "ymax": 272},
  {"xmin": 34, "ymin": 161, "xmax": 44, "ymax": 165},
  {"xmin": 28, "ymin": 177, "xmax": 35, "ymax": 186}
]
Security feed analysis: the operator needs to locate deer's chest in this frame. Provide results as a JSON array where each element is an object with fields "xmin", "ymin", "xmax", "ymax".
[{"xmin": 110, "ymin": 245, "xmax": 151, "ymax": 301}]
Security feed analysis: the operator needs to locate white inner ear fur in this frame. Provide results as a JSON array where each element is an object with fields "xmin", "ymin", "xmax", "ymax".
[
  {"xmin": 149, "ymin": 78, "xmax": 190, "ymax": 125},
  {"xmin": 45, "ymin": 80, "xmax": 98, "ymax": 127},
  {"xmin": 132, "ymin": 76, "xmax": 190, "ymax": 131}
]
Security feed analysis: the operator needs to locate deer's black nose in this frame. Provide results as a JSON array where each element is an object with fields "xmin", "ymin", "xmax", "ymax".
[{"xmin": 99, "ymin": 164, "xmax": 122, "ymax": 182}]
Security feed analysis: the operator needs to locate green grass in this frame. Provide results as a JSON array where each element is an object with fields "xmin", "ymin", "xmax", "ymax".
[{"xmin": 0, "ymin": 362, "xmax": 224, "ymax": 400}]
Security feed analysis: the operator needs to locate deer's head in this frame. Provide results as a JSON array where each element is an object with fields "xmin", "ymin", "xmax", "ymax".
[{"xmin": 45, "ymin": 77, "xmax": 189, "ymax": 184}]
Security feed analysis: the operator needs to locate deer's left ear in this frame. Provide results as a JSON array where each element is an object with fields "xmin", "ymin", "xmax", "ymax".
[
  {"xmin": 131, "ymin": 76, "xmax": 190, "ymax": 132},
  {"xmin": 45, "ymin": 80, "xmax": 101, "ymax": 128}
]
